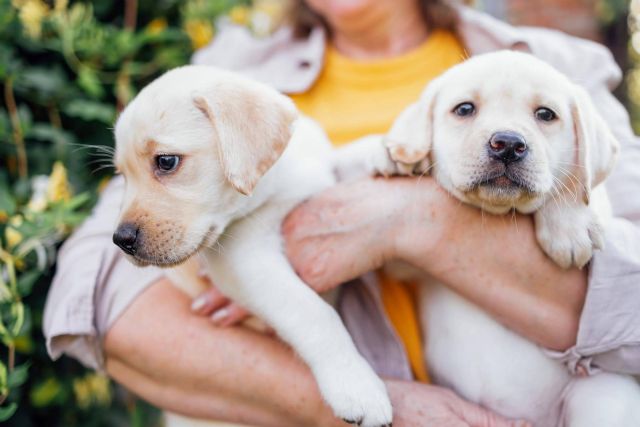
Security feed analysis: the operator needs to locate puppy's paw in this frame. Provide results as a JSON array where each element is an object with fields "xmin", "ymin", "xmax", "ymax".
[
  {"xmin": 387, "ymin": 144, "xmax": 431, "ymax": 177},
  {"xmin": 315, "ymin": 356, "xmax": 393, "ymax": 427},
  {"xmin": 535, "ymin": 204, "xmax": 604, "ymax": 269},
  {"xmin": 333, "ymin": 135, "xmax": 398, "ymax": 181}
]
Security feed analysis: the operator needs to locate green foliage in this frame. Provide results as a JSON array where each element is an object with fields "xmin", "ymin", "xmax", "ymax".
[{"xmin": 0, "ymin": 0, "xmax": 250, "ymax": 425}]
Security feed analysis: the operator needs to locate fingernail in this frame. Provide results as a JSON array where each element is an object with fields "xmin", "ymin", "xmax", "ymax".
[
  {"xmin": 191, "ymin": 294, "xmax": 210, "ymax": 312},
  {"xmin": 210, "ymin": 307, "xmax": 229, "ymax": 324}
]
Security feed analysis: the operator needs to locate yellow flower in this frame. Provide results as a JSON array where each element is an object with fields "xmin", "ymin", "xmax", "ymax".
[
  {"xmin": 73, "ymin": 373, "xmax": 111, "ymax": 409},
  {"xmin": 47, "ymin": 161, "xmax": 72, "ymax": 203},
  {"xmin": 228, "ymin": 5, "xmax": 250, "ymax": 26},
  {"xmin": 54, "ymin": 0, "xmax": 67, "ymax": 12},
  {"xmin": 18, "ymin": 0, "xmax": 49, "ymax": 39},
  {"xmin": 27, "ymin": 197, "xmax": 47, "ymax": 212},
  {"xmin": 146, "ymin": 17, "xmax": 168, "ymax": 35},
  {"xmin": 0, "ymin": 211, "xmax": 8, "ymax": 223},
  {"xmin": 184, "ymin": 19, "xmax": 214, "ymax": 49},
  {"xmin": 5, "ymin": 227, "xmax": 23, "ymax": 249},
  {"xmin": 9, "ymin": 215, "xmax": 22, "ymax": 227},
  {"xmin": 14, "ymin": 334, "xmax": 34, "ymax": 353}
]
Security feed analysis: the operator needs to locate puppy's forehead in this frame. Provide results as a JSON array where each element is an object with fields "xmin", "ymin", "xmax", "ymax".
[{"xmin": 438, "ymin": 51, "xmax": 572, "ymax": 104}]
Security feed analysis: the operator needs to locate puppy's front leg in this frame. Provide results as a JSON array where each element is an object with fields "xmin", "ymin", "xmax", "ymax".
[
  {"xmin": 534, "ymin": 200, "xmax": 604, "ymax": 269},
  {"xmin": 205, "ymin": 223, "xmax": 392, "ymax": 427},
  {"xmin": 333, "ymin": 135, "xmax": 432, "ymax": 181},
  {"xmin": 332, "ymin": 135, "xmax": 398, "ymax": 181}
]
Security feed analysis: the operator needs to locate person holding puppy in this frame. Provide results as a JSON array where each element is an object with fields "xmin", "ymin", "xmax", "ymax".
[{"xmin": 44, "ymin": 0, "xmax": 640, "ymax": 426}]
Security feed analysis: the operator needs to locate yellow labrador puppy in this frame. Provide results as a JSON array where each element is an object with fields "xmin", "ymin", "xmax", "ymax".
[
  {"xmin": 112, "ymin": 66, "xmax": 392, "ymax": 427},
  {"xmin": 345, "ymin": 50, "xmax": 640, "ymax": 427}
]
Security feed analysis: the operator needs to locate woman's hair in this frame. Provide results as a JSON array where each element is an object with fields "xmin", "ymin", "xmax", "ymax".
[{"xmin": 292, "ymin": 0, "xmax": 458, "ymax": 39}]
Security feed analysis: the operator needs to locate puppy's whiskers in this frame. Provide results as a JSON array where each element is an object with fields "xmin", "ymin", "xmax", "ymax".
[
  {"xmin": 556, "ymin": 167, "xmax": 588, "ymax": 198},
  {"xmin": 510, "ymin": 208, "xmax": 520, "ymax": 234}
]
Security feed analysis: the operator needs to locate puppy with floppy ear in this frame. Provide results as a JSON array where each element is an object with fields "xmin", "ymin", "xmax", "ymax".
[
  {"xmin": 365, "ymin": 51, "xmax": 619, "ymax": 269},
  {"xmin": 113, "ymin": 65, "xmax": 393, "ymax": 427},
  {"xmin": 347, "ymin": 51, "xmax": 638, "ymax": 427},
  {"xmin": 193, "ymin": 82, "xmax": 298, "ymax": 196}
]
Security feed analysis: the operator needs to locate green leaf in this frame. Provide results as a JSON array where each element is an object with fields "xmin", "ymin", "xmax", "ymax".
[
  {"xmin": 0, "ymin": 362, "xmax": 7, "ymax": 394},
  {"xmin": 28, "ymin": 124, "xmax": 75, "ymax": 146},
  {"xmin": 77, "ymin": 66, "xmax": 105, "ymax": 99},
  {"xmin": 0, "ymin": 402, "xmax": 17, "ymax": 422},
  {"xmin": 17, "ymin": 270, "xmax": 40, "ymax": 297},
  {"xmin": 0, "ymin": 178, "xmax": 16, "ymax": 217},
  {"xmin": 63, "ymin": 99, "xmax": 116, "ymax": 124},
  {"xmin": 30, "ymin": 377, "xmax": 63, "ymax": 408},
  {"xmin": 7, "ymin": 363, "xmax": 29, "ymax": 388},
  {"xmin": 16, "ymin": 67, "xmax": 68, "ymax": 100}
]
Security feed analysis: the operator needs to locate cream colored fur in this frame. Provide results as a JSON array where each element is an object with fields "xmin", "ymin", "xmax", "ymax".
[
  {"xmin": 340, "ymin": 50, "xmax": 640, "ymax": 427},
  {"xmin": 113, "ymin": 66, "xmax": 392, "ymax": 427}
]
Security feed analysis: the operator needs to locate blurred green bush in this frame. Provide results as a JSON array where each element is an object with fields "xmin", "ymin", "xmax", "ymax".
[
  {"xmin": 0, "ymin": 0, "xmax": 634, "ymax": 426},
  {"xmin": 0, "ymin": 0, "xmax": 256, "ymax": 425}
]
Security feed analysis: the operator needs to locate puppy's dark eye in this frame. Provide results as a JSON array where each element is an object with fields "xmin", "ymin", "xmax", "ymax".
[
  {"xmin": 453, "ymin": 102, "xmax": 475, "ymax": 117},
  {"xmin": 535, "ymin": 107, "xmax": 557, "ymax": 122},
  {"xmin": 155, "ymin": 155, "xmax": 180, "ymax": 172}
]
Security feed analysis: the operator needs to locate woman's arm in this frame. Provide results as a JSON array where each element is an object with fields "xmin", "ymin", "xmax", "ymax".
[
  {"xmin": 282, "ymin": 177, "xmax": 587, "ymax": 351},
  {"xmin": 104, "ymin": 279, "xmax": 341, "ymax": 427},
  {"xmin": 105, "ymin": 278, "xmax": 522, "ymax": 427}
]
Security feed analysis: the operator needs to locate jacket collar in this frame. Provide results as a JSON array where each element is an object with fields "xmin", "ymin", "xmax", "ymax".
[{"xmin": 192, "ymin": 7, "xmax": 533, "ymax": 94}]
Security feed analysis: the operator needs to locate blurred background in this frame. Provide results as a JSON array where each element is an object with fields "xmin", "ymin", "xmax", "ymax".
[{"xmin": 0, "ymin": 0, "xmax": 637, "ymax": 426}]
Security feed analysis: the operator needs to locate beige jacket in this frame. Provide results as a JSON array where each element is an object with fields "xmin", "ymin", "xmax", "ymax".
[{"xmin": 44, "ymin": 6, "xmax": 640, "ymax": 379}]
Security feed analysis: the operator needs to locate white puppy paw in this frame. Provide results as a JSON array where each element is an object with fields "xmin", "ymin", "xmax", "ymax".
[
  {"xmin": 333, "ymin": 135, "xmax": 398, "ymax": 181},
  {"xmin": 315, "ymin": 356, "xmax": 393, "ymax": 427},
  {"xmin": 534, "ymin": 203, "xmax": 604, "ymax": 269},
  {"xmin": 387, "ymin": 145, "xmax": 430, "ymax": 176}
]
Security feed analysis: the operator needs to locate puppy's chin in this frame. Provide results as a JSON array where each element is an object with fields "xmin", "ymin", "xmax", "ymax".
[
  {"xmin": 457, "ymin": 175, "xmax": 541, "ymax": 214},
  {"xmin": 129, "ymin": 226, "xmax": 219, "ymax": 268}
]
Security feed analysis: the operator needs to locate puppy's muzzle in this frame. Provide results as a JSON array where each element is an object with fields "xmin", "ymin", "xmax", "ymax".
[
  {"xmin": 113, "ymin": 223, "xmax": 139, "ymax": 256},
  {"xmin": 488, "ymin": 131, "xmax": 528, "ymax": 164}
]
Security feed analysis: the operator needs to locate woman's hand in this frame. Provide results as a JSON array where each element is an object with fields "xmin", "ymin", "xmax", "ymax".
[
  {"xmin": 282, "ymin": 177, "xmax": 444, "ymax": 290},
  {"xmin": 190, "ymin": 275, "xmax": 251, "ymax": 326},
  {"xmin": 386, "ymin": 380, "xmax": 530, "ymax": 427}
]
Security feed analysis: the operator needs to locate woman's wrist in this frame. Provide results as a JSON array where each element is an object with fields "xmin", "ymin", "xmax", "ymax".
[{"xmin": 388, "ymin": 177, "xmax": 451, "ymax": 269}]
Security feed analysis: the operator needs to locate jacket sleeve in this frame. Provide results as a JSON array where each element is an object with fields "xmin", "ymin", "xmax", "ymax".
[
  {"xmin": 562, "ymin": 85, "xmax": 640, "ymax": 375},
  {"xmin": 43, "ymin": 176, "xmax": 165, "ymax": 371},
  {"xmin": 525, "ymin": 28, "xmax": 640, "ymax": 374}
]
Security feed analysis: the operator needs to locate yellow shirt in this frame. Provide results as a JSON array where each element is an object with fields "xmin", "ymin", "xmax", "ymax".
[
  {"xmin": 292, "ymin": 30, "xmax": 466, "ymax": 146},
  {"xmin": 291, "ymin": 30, "xmax": 466, "ymax": 382}
]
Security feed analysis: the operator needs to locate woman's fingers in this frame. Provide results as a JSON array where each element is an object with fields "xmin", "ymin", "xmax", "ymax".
[
  {"xmin": 210, "ymin": 303, "xmax": 250, "ymax": 326},
  {"xmin": 190, "ymin": 287, "xmax": 229, "ymax": 315}
]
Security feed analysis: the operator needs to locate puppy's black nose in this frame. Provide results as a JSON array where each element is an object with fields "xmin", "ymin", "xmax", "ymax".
[
  {"xmin": 488, "ymin": 131, "xmax": 528, "ymax": 164},
  {"xmin": 113, "ymin": 223, "xmax": 139, "ymax": 255}
]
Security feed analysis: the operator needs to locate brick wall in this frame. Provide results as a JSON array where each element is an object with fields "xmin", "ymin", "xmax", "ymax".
[{"xmin": 480, "ymin": 0, "xmax": 602, "ymax": 41}]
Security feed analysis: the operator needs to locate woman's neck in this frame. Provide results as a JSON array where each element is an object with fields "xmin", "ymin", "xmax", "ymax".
[{"xmin": 330, "ymin": 4, "xmax": 429, "ymax": 60}]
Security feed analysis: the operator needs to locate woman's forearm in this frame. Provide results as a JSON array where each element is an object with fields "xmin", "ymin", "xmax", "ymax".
[
  {"xmin": 284, "ymin": 178, "xmax": 587, "ymax": 351},
  {"xmin": 104, "ymin": 279, "xmax": 343, "ymax": 427},
  {"xmin": 397, "ymin": 180, "xmax": 587, "ymax": 351}
]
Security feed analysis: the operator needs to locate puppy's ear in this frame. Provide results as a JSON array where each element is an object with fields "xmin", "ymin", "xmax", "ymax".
[
  {"xmin": 194, "ymin": 82, "xmax": 298, "ymax": 195},
  {"xmin": 385, "ymin": 79, "xmax": 440, "ymax": 167},
  {"xmin": 571, "ymin": 86, "xmax": 619, "ymax": 204}
]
